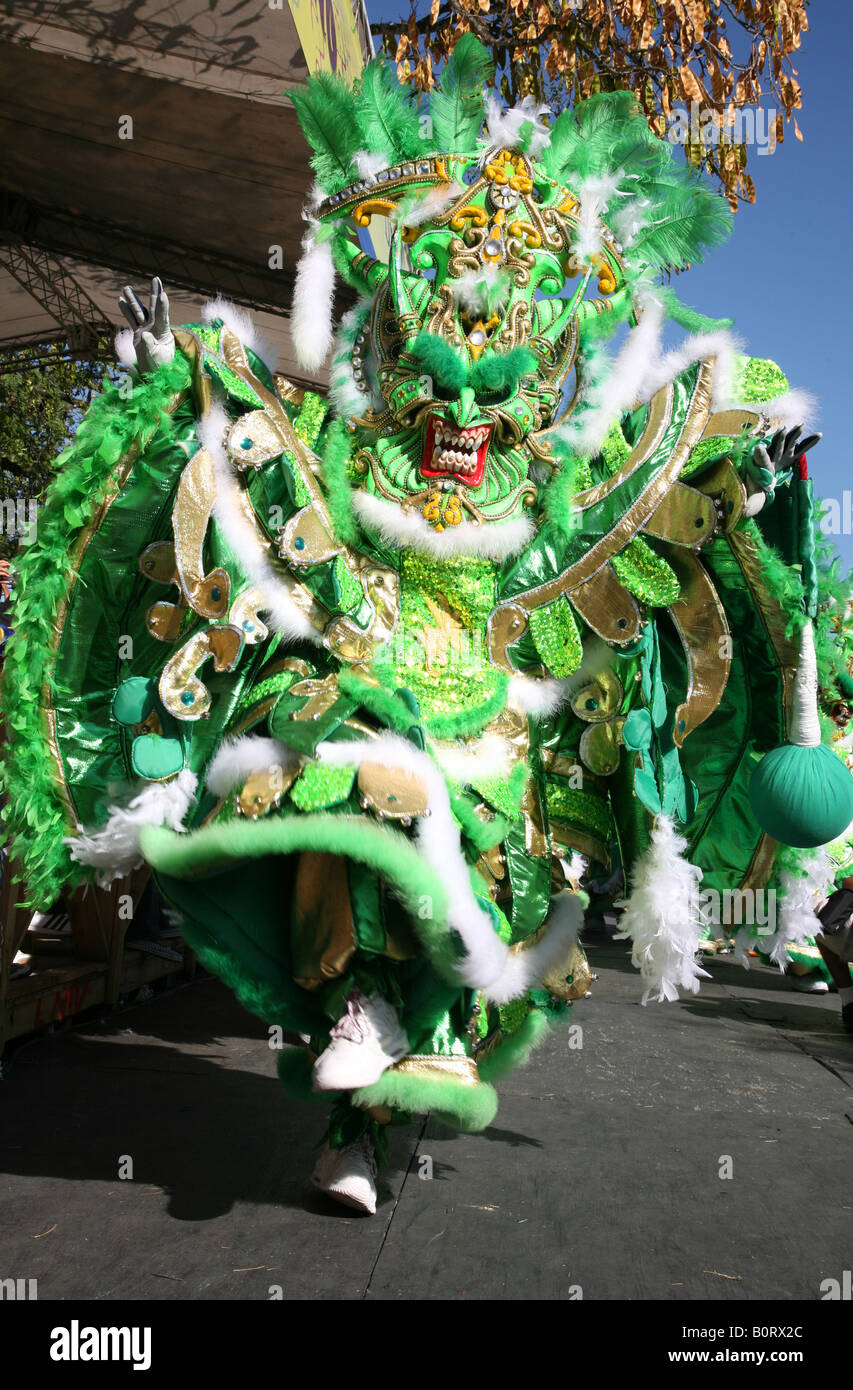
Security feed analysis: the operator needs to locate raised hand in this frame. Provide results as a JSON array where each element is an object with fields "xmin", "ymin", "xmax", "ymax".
[
  {"xmin": 118, "ymin": 276, "xmax": 175, "ymax": 373},
  {"xmin": 743, "ymin": 424, "xmax": 821, "ymax": 516}
]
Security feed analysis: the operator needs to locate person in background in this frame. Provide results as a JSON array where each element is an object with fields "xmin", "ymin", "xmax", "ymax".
[{"xmin": 815, "ymin": 877, "xmax": 853, "ymax": 1033}]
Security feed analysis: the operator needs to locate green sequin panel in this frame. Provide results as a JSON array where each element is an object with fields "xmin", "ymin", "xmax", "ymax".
[
  {"xmin": 545, "ymin": 779, "xmax": 614, "ymax": 840},
  {"xmin": 333, "ymin": 554, "xmax": 363, "ymax": 612},
  {"xmin": 289, "ymin": 762, "xmax": 356, "ymax": 811},
  {"xmin": 400, "ymin": 551, "xmax": 497, "ymax": 631},
  {"xmin": 294, "ymin": 391, "xmax": 328, "ymax": 450},
  {"xmin": 188, "ymin": 322, "xmax": 223, "ymax": 351},
  {"xmin": 202, "ymin": 354, "xmax": 264, "ymax": 408},
  {"xmin": 528, "ymin": 597, "xmax": 583, "ymax": 678},
  {"xmin": 234, "ymin": 670, "xmax": 297, "ymax": 714},
  {"xmin": 497, "ymin": 997, "xmax": 530, "ymax": 1035},
  {"xmin": 734, "ymin": 354, "xmax": 789, "ymax": 403},
  {"xmin": 389, "ymin": 550, "xmax": 503, "ymax": 723},
  {"xmin": 470, "ymin": 768, "xmax": 528, "ymax": 821},
  {"xmin": 599, "ymin": 420, "xmax": 631, "ymax": 475},
  {"xmin": 611, "ymin": 537, "xmax": 680, "ymax": 606},
  {"xmin": 681, "ymin": 434, "xmax": 738, "ymax": 479},
  {"xmin": 573, "ymin": 457, "xmax": 594, "ymax": 491}
]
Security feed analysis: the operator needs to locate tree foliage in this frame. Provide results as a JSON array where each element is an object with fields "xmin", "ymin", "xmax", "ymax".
[
  {"xmin": 0, "ymin": 343, "xmax": 116, "ymax": 559},
  {"xmin": 372, "ymin": 0, "xmax": 809, "ymax": 208}
]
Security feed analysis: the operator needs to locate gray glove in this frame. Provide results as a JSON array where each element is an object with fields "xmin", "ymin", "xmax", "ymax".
[
  {"xmin": 743, "ymin": 423, "xmax": 821, "ymax": 516},
  {"xmin": 119, "ymin": 276, "xmax": 175, "ymax": 374}
]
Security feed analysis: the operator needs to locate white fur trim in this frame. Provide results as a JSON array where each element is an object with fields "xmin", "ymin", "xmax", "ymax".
[
  {"xmin": 447, "ymin": 265, "xmax": 510, "ymax": 318},
  {"xmin": 558, "ymin": 294, "xmax": 665, "ymax": 460},
  {"xmin": 636, "ymin": 328, "xmax": 742, "ymax": 412},
  {"xmin": 206, "ymin": 736, "xmax": 302, "ymax": 797},
  {"xmin": 430, "ymin": 734, "xmax": 514, "ymax": 784},
  {"xmin": 507, "ymin": 636, "xmax": 617, "ymax": 716},
  {"xmin": 328, "ymin": 298, "xmax": 381, "ymax": 419},
  {"xmin": 114, "ymin": 328, "xmax": 137, "ymax": 369},
  {"xmin": 740, "ymin": 847, "xmax": 835, "ymax": 971},
  {"xmin": 396, "ymin": 180, "xmax": 467, "ymax": 229},
  {"xmin": 64, "ymin": 770, "xmax": 198, "ymax": 887},
  {"xmin": 290, "ymin": 226, "xmax": 335, "ymax": 372},
  {"xmin": 482, "ymin": 893, "xmax": 583, "ymax": 1005},
  {"xmin": 483, "ymin": 95, "xmax": 552, "ymax": 158},
  {"xmin": 615, "ymin": 815, "xmax": 711, "ymax": 1003},
  {"xmin": 352, "ymin": 490, "xmax": 534, "ymax": 560},
  {"xmin": 718, "ymin": 385, "xmax": 819, "ymax": 434},
  {"xmin": 316, "ymin": 733, "xmax": 574, "ymax": 997},
  {"xmin": 201, "ymin": 295, "xmax": 277, "ymax": 373},
  {"xmin": 350, "ymin": 149, "xmax": 388, "ymax": 183},
  {"xmin": 200, "ymin": 403, "xmax": 323, "ymax": 645}
]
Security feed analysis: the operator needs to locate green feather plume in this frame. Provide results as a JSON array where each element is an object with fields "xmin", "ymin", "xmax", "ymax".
[
  {"xmin": 409, "ymin": 330, "xmax": 469, "ymax": 393},
  {"xmin": 289, "ymin": 71, "xmax": 362, "ymax": 194},
  {"xmin": 629, "ymin": 175, "xmax": 733, "ymax": 271},
  {"xmin": 354, "ymin": 59, "xmax": 424, "ymax": 164},
  {"xmin": 540, "ymin": 90, "xmax": 733, "ymax": 271},
  {"xmin": 471, "ymin": 346, "xmax": 537, "ymax": 398},
  {"xmin": 429, "ymin": 33, "xmax": 492, "ymax": 152}
]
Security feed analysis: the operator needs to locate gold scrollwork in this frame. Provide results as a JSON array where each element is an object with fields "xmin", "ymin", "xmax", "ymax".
[
  {"xmin": 139, "ymin": 541, "xmax": 188, "ymax": 641},
  {"xmin": 159, "ymin": 625, "xmax": 243, "ymax": 720},
  {"xmin": 352, "ymin": 198, "xmax": 398, "ymax": 227},
  {"xmin": 172, "ymin": 447, "xmax": 231, "ymax": 618},
  {"xmin": 228, "ymin": 585, "xmax": 269, "ymax": 646}
]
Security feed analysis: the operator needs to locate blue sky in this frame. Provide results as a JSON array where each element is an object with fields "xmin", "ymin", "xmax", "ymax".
[{"xmin": 366, "ymin": 2, "xmax": 853, "ymax": 568}]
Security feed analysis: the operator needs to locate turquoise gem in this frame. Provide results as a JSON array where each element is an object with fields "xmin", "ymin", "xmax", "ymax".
[
  {"xmin": 585, "ymin": 698, "xmax": 598, "ymax": 710},
  {"xmin": 242, "ymin": 437, "xmax": 253, "ymax": 449},
  {"xmin": 211, "ymin": 585, "xmax": 221, "ymax": 602},
  {"xmin": 294, "ymin": 536, "xmax": 305, "ymax": 550},
  {"xmin": 181, "ymin": 692, "xmax": 195, "ymax": 706},
  {"xmin": 243, "ymin": 620, "xmax": 255, "ymax": 632}
]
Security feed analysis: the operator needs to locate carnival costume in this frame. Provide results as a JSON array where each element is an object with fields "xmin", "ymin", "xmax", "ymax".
[{"xmin": 4, "ymin": 39, "xmax": 853, "ymax": 1212}]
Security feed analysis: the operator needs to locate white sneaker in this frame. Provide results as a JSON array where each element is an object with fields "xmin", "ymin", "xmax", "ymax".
[
  {"xmin": 790, "ymin": 974, "xmax": 829, "ymax": 994},
  {"xmin": 310, "ymin": 1136, "xmax": 378, "ymax": 1214},
  {"xmin": 311, "ymin": 988, "xmax": 409, "ymax": 1092}
]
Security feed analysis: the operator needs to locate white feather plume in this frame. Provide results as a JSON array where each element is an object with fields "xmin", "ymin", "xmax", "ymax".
[
  {"xmin": 615, "ymin": 816, "xmax": 711, "ymax": 1003},
  {"xmin": 206, "ymin": 736, "xmax": 302, "ymax": 797},
  {"xmin": 739, "ymin": 847, "xmax": 836, "ymax": 971},
  {"xmin": 114, "ymin": 328, "xmax": 137, "ymax": 369},
  {"xmin": 483, "ymin": 94, "xmax": 552, "ymax": 158},
  {"xmin": 290, "ymin": 224, "xmax": 336, "ymax": 372},
  {"xmin": 352, "ymin": 490, "xmax": 533, "ymax": 560},
  {"xmin": 64, "ymin": 770, "xmax": 198, "ymax": 886},
  {"xmin": 201, "ymin": 295, "xmax": 276, "ymax": 371}
]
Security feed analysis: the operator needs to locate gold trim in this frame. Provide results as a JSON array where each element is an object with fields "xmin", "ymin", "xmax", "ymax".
[
  {"xmin": 548, "ymin": 821, "xmax": 611, "ymax": 871},
  {"xmin": 390, "ymin": 1054, "xmax": 480, "ymax": 1085},
  {"xmin": 642, "ymin": 481, "xmax": 715, "ymax": 547},
  {"xmin": 665, "ymin": 547, "xmax": 731, "ymax": 747}
]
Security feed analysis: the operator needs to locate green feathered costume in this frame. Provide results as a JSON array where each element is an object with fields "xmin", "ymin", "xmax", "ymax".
[{"xmin": 4, "ymin": 41, "xmax": 853, "ymax": 1158}]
